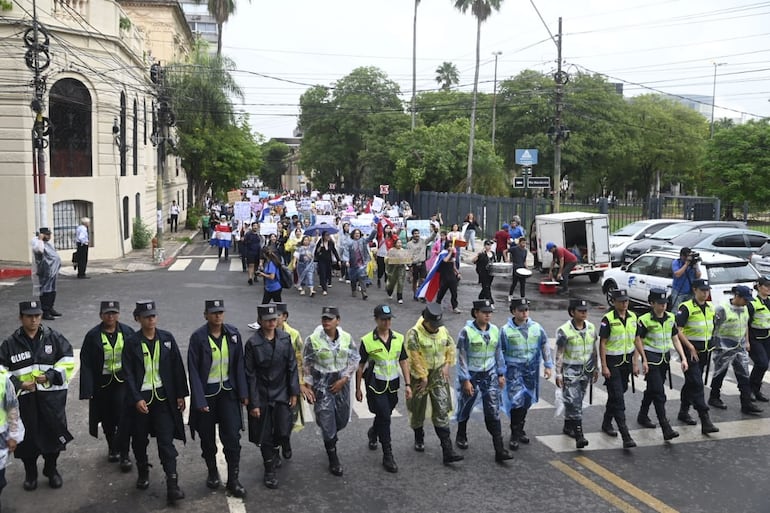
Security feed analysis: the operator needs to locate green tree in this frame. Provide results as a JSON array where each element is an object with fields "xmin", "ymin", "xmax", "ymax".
[
  {"xmin": 196, "ymin": 0, "xmax": 250, "ymax": 56},
  {"xmin": 703, "ymin": 119, "xmax": 770, "ymax": 206},
  {"xmin": 259, "ymin": 140, "xmax": 290, "ymax": 190},
  {"xmin": 453, "ymin": 0, "xmax": 504, "ymax": 193},
  {"xmin": 435, "ymin": 61, "xmax": 460, "ymax": 91}
]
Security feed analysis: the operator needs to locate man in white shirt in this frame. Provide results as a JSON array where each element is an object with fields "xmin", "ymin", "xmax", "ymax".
[
  {"xmin": 169, "ymin": 201, "xmax": 180, "ymax": 233},
  {"xmin": 75, "ymin": 217, "xmax": 90, "ymax": 279}
]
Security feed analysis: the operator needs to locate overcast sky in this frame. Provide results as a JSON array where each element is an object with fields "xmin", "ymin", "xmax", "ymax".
[{"xmin": 222, "ymin": 0, "xmax": 770, "ymax": 140}]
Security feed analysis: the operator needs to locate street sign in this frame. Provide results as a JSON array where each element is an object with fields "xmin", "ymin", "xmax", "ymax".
[
  {"xmin": 513, "ymin": 177, "xmax": 525, "ymax": 188},
  {"xmin": 380, "ymin": 184, "xmax": 389, "ymax": 195},
  {"xmin": 527, "ymin": 176, "xmax": 551, "ymax": 188},
  {"xmin": 329, "ymin": 183, "xmax": 336, "ymax": 190},
  {"xmin": 515, "ymin": 149, "xmax": 538, "ymax": 166}
]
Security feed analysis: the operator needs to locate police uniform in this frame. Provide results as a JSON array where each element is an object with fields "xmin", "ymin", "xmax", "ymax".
[
  {"xmin": 79, "ymin": 301, "xmax": 135, "ymax": 470},
  {"xmin": 598, "ymin": 289, "xmax": 637, "ymax": 448},
  {"xmin": 302, "ymin": 306, "xmax": 360, "ymax": 476},
  {"xmin": 357, "ymin": 304, "xmax": 409, "ymax": 473},
  {"xmin": 405, "ymin": 303, "xmax": 463, "ymax": 464},
  {"xmin": 0, "ymin": 301, "xmax": 74, "ymax": 491},
  {"xmin": 122, "ymin": 300, "xmax": 189, "ymax": 504},
  {"xmin": 0, "ymin": 367, "xmax": 24, "ymax": 509},
  {"xmin": 500, "ymin": 298, "xmax": 553, "ymax": 451},
  {"xmin": 275, "ymin": 302, "xmax": 304, "ymax": 458},
  {"xmin": 555, "ymin": 299, "xmax": 596, "ymax": 449},
  {"xmin": 708, "ymin": 287, "xmax": 763, "ymax": 415},
  {"xmin": 675, "ymin": 279, "xmax": 719, "ymax": 433},
  {"xmin": 244, "ymin": 304, "xmax": 300, "ymax": 489},
  {"xmin": 747, "ymin": 275, "xmax": 770, "ymax": 402},
  {"xmin": 455, "ymin": 300, "xmax": 512, "ymax": 462},
  {"xmin": 187, "ymin": 300, "xmax": 248, "ymax": 498},
  {"xmin": 635, "ymin": 289, "xmax": 682, "ymax": 441}
]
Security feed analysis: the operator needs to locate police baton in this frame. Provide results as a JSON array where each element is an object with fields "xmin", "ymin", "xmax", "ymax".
[
  {"xmin": 703, "ymin": 349, "xmax": 712, "ymax": 387},
  {"xmin": 668, "ymin": 364, "xmax": 673, "ymax": 390},
  {"xmin": 589, "ymin": 378, "xmax": 593, "ymax": 405},
  {"xmin": 630, "ymin": 371, "xmax": 636, "ymax": 394}
]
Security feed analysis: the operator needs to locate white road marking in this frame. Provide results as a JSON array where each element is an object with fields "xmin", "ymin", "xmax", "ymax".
[
  {"xmin": 229, "ymin": 259, "xmax": 242, "ymax": 272},
  {"xmin": 168, "ymin": 258, "xmax": 192, "ymax": 271},
  {"xmin": 199, "ymin": 259, "xmax": 219, "ymax": 271}
]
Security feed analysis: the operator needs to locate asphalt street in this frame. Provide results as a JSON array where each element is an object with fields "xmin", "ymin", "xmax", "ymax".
[{"xmin": 0, "ymin": 242, "xmax": 768, "ymax": 513}]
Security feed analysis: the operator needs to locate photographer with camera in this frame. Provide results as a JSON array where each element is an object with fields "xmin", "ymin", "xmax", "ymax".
[{"xmin": 671, "ymin": 247, "xmax": 702, "ymax": 310}]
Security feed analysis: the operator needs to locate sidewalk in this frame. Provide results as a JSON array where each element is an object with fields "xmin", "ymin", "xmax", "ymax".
[{"xmin": 0, "ymin": 228, "xmax": 199, "ymax": 279}]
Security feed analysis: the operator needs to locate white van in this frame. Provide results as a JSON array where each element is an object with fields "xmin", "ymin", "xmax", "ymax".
[{"xmin": 536, "ymin": 212, "xmax": 611, "ymax": 283}]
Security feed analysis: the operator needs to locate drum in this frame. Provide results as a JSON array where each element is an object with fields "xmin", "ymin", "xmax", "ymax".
[
  {"xmin": 489, "ymin": 262, "xmax": 512, "ymax": 277},
  {"xmin": 515, "ymin": 268, "xmax": 533, "ymax": 278}
]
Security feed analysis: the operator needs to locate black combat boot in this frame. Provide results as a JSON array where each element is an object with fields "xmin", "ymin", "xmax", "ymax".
[
  {"xmin": 708, "ymin": 392, "xmax": 727, "ymax": 410},
  {"xmin": 166, "ymin": 473, "xmax": 185, "ymax": 505},
  {"xmin": 324, "ymin": 439, "xmax": 343, "ymax": 477},
  {"xmin": 601, "ymin": 411, "xmax": 618, "ymax": 437},
  {"xmin": 382, "ymin": 443, "xmax": 398, "ymax": 473},
  {"xmin": 106, "ymin": 432, "xmax": 119, "ymax": 463},
  {"xmin": 637, "ymin": 412, "xmax": 657, "ymax": 429},
  {"xmin": 574, "ymin": 421, "xmax": 589, "ymax": 449},
  {"xmin": 678, "ymin": 406, "xmax": 697, "ymax": 425},
  {"xmin": 413, "ymin": 427, "xmax": 425, "ymax": 452},
  {"xmin": 263, "ymin": 459, "xmax": 278, "ymax": 489},
  {"xmin": 518, "ymin": 416, "xmax": 530, "ymax": 445},
  {"xmin": 455, "ymin": 420, "xmax": 469, "ymax": 449},
  {"xmin": 487, "ymin": 419, "xmax": 512, "ymax": 462},
  {"xmin": 226, "ymin": 465, "xmax": 246, "ymax": 498},
  {"xmin": 741, "ymin": 392, "xmax": 763, "ymax": 415},
  {"xmin": 435, "ymin": 427, "xmax": 463, "ymax": 464},
  {"xmin": 282, "ymin": 439, "xmax": 293, "ymax": 460},
  {"xmin": 616, "ymin": 420, "xmax": 637, "ymax": 449},
  {"xmin": 119, "ymin": 453, "xmax": 133, "ymax": 473},
  {"xmin": 367, "ymin": 426, "xmax": 378, "ymax": 450},
  {"xmin": 205, "ymin": 458, "xmax": 221, "ymax": 489},
  {"xmin": 136, "ymin": 462, "xmax": 151, "ymax": 490},
  {"xmin": 42, "ymin": 454, "xmax": 62, "ymax": 489},
  {"xmin": 699, "ymin": 411, "xmax": 719, "ymax": 434},
  {"xmin": 660, "ymin": 419, "xmax": 679, "ymax": 441},
  {"xmin": 22, "ymin": 458, "xmax": 37, "ymax": 491},
  {"xmin": 562, "ymin": 419, "xmax": 577, "ymax": 439}
]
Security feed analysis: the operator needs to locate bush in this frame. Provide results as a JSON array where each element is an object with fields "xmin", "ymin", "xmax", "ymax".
[
  {"xmin": 132, "ymin": 217, "xmax": 152, "ymax": 249},
  {"xmin": 186, "ymin": 205, "xmax": 203, "ymax": 230}
]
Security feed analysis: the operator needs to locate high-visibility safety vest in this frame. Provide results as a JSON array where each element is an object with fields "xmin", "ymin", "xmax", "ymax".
[
  {"xmin": 101, "ymin": 331, "xmax": 124, "ymax": 385},
  {"xmin": 309, "ymin": 330, "xmax": 354, "ymax": 374},
  {"xmin": 559, "ymin": 321, "xmax": 597, "ymax": 367},
  {"xmin": 362, "ymin": 331, "xmax": 404, "ymax": 394},
  {"xmin": 501, "ymin": 322, "xmax": 541, "ymax": 363},
  {"xmin": 141, "ymin": 340, "xmax": 165, "ymax": 403},
  {"xmin": 639, "ymin": 312, "xmax": 676, "ymax": 356},
  {"xmin": 465, "ymin": 324, "xmax": 500, "ymax": 372},
  {"xmin": 749, "ymin": 298, "xmax": 770, "ymax": 330},
  {"xmin": 206, "ymin": 336, "xmax": 232, "ymax": 396},
  {"xmin": 680, "ymin": 300, "xmax": 714, "ymax": 344},
  {"xmin": 410, "ymin": 321, "xmax": 452, "ymax": 371},
  {"xmin": 716, "ymin": 301, "xmax": 748, "ymax": 345},
  {"xmin": 604, "ymin": 310, "xmax": 637, "ymax": 356},
  {"xmin": 0, "ymin": 371, "xmax": 7, "ymax": 431}
]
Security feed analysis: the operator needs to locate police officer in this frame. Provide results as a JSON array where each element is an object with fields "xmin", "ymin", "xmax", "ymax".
[
  {"xmin": 675, "ymin": 279, "xmax": 719, "ymax": 434},
  {"xmin": 455, "ymin": 300, "xmax": 512, "ymax": 462},
  {"xmin": 79, "ymin": 301, "xmax": 134, "ymax": 471},
  {"xmin": 275, "ymin": 302, "xmax": 303, "ymax": 458},
  {"xmin": 356, "ymin": 305, "xmax": 412, "ymax": 473},
  {"xmin": 187, "ymin": 300, "xmax": 248, "ymax": 498},
  {"xmin": 500, "ymin": 298, "xmax": 553, "ymax": 451},
  {"xmin": 708, "ymin": 287, "xmax": 763, "ymax": 415},
  {"xmin": 599, "ymin": 289, "xmax": 637, "ymax": 449},
  {"xmin": 555, "ymin": 299, "xmax": 597, "ymax": 449},
  {"xmin": 747, "ymin": 275, "xmax": 770, "ymax": 402},
  {"xmin": 302, "ymin": 306, "xmax": 360, "ymax": 476},
  {"xmin": 123, "ymin": 300, "xmax": 188, "ymax": 505},
  {"xmin": 0, "ymin": 365, "xmax": 23, "ymax": 510},
  {"xmin": 405, "ymin": 303, "xmax": 463, "ymax": 464},
  {"xmin": 634, "ymin": 289, "xmax": 688, "ymax": 441},
  {"xmin": 0, "ymin": 301, "xmax": 74, "ymax": 491},
  {"xmin": 244, "ymin": 304, "xmax": 299, "ymax": 489}
]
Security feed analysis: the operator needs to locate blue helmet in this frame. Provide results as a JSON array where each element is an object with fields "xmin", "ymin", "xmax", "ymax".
[{"xmin": 546, "ymin": 242, "xmax": 556, "ymax": 251}]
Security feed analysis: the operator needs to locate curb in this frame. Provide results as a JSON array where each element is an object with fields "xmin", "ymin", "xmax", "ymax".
[{"xmin": 0, "ymin": 268, "xmax": 31, "ymax": 279}]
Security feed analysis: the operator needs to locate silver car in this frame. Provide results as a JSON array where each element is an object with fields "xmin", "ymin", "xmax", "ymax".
[{"xmin": 609, "ymin": 219, "xmax": 684, "ymax": 266}]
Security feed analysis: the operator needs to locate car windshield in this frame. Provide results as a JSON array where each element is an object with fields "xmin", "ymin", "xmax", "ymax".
[
  {"xmin": 670, "ymin": 231, "xmax": 713, "ymax": 247},
  {"xmin": 705, "ymin": 262, "xmax": 759, "ymax": 285},
  {"xmin": 612, "ymin": 221, "xmax": 651, "ymax": 237},
  {"xmin": 757, "ymin": 242, "xmax": 770, "ymax": 256},
  {"xmin": 650, "ymin": 223, "xmax": 697, "ymax": 241}
]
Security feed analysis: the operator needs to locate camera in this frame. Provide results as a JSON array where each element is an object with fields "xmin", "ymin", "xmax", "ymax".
[{"xmin": 688, "ymin": 251, "xmax": 701, "ymax": 263}]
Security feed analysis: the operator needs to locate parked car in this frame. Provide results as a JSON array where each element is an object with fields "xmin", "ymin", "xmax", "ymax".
[
  {"xmin": 750, "ymin": 241, "xmax": 770, "ymax": 275},
  {"xmin": 622, "ymin": 220, "xmax": 746, "ymax": 264},
  {"xmin": 602, "ymin": 248, "xmax": 761, "ymax": 309},
  {"xmin": 663, "ymin": 228, "xmax": 770, "ymax": 260},
  {"xmin": 609, "ymin": 219, "xmax": 685, "ymax": 266}
]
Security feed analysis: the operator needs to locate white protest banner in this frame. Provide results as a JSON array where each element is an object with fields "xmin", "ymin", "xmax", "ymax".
[
  {"xmin": 371, "ymin": 197, "xmax": 384, "ymax": 212},
  {"xmin": 322, "ymin": 194, "xmax": 331, "ymax": 201},
  {"xmin": 315, "ymin": 200, "xmax": 331, "ymax": 213},
  {"xmin": 300, "ymin": 198, "xmax": 312, "ymax": 211},
  {"xmin": 387, "ymin": 207, "xmax": 399, "ymax": 218},
  {"xmin": 245, "ymin": 190, "xmax": 253, "ymax": 199},
  {"xmin": 261, "ymin": 222, "xmax": 278, "ymax": 236},
  {"xmin": 352, "ymin": 214, "xmax": 375, "ymax": 235},
  {"xmin": 233, "ymin": 201, "xmax": 252, "ymax": 222},
  {"xmin": 284, "ymin": 200, "xmax": 297, "ymax": 214},
  {"xmin": 315, "ymin": 215, "xmax": 336, "ymax": 227},
  {"xmin": 343, "ymin": 195, "xmax": 353, "ymax": 206},
  {"xmin": 407, "ymin": 219, "xmax": 432, "ymax": 238}
]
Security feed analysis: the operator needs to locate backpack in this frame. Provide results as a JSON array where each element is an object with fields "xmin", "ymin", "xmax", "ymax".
[{"xmin": 279, "ymin": 264, "xmax": 293, "ymax": 289}]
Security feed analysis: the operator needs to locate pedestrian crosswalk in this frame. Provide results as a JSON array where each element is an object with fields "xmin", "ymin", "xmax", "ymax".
[{"xmin": 168, "ymin": 257, "xmax": 476, "ymax": 273}]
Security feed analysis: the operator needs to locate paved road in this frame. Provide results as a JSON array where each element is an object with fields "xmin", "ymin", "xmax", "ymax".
[{"xmin": 0, "ymin": 243, "xmax": 767, "ymax": 513}]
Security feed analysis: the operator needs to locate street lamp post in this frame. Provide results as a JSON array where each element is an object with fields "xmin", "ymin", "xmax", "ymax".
[
  {"xmin": 491, "ymin": 51, "xmax": 502, "ymax": 151},
  {"xmin": 710, "ymin": 62, "xmax": 727, "ymax": 139}
]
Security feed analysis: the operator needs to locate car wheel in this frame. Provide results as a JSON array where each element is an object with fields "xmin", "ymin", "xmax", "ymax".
[
  {"xmin": 589, "ymin": 272, "xmax": 602, "ymax": 284},
  {"xmin": 603, "ymin": 280, "xmax": 618, "ymax": 306}
]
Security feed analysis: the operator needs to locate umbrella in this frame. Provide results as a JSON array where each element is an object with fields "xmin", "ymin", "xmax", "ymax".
[{"xmin": 304, "ymin": 223, "xmax": 339, "ymax": 236}]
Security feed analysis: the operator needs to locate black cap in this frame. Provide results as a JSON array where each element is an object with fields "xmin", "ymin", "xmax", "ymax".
[
  {"xmin": 510, "ymin": 298, "xmax": 530, "ymax": 311},
  {"xmin": 100, "ymin": 301, "xmax": 120, "ymax": 314},
  {"xmin": 38, "ymin": 227, "xmax": 51, "ymax": 235},
  {"xmin": 680, "ymin": 246, "xmax": 691, "ymax": 257},
  {"xmin": 19, "ymin": 300, "xmax": 43, "ymax": 315},
  {"xmin": 274, "ymin": 302, "xmax": 288, "ymax": 314},
  {"xmin": 374, "ymin": 304, "xmax": 394, "ymax": 319},
  {"xmin": 422, "ymin": 303, "xmax": 444, "ymax": 326},
  {"xmin": 321, "ymin": 306, "xmax": 340, "ymax": 319},
  {"xmin": 611, "ymin": 289, "xmax": 629, "ymax": 302},
  {"xmin": 134, "ymin": 300, "xmax": 157, "ymax": 318},
  {"xmin": 758, "ymin": 275, "xmax": 770, "ymax": 287},
  {"xmin": 257, "ymin": 304, "xmax": 279, "ymax": 320},
  {"xmin": 693, "ymin": 279, "xmax": 711, "ymax": 290},
  {"xmin": 568, "ymin": 299, "xmax": 589, "ymax": 314},
  {"xmin": 648, "ymin": 288, "xmax": 668, "ymax": 304},
  {"xmin": 472, "ymin": 299, "xmax": 494, "ymax": 313},
  {"xmin": 205, "ymin": 299, "xmax": 225, "ymax": 313},
  {"xmin": 484, "ymin": 240, "xmax": 493, "ymax": 246}
]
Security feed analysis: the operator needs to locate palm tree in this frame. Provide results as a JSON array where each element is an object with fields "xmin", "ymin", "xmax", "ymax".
[
  {"xmin": 411, "ymin": 0, "xmax": 421, "ymax": 130},
  {"xmin": 435, "ymin": 61, "xmax": 460, "ymax": 91},
  {"xmin": 198, "ymin": 0, "xmax": 249, "ymax": 56},
  {"xmin": 453, "ymin": 0, "xmax": 503, "ymax": 193}
]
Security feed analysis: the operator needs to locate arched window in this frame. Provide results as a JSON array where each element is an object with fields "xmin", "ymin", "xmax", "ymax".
[
  {"xmin": 49, "ymin": 78, "xmax": 92, "ymax": 177},
  {"xmin": 123, "ymin": 196, "xmax": 129, "ymax": 240}
]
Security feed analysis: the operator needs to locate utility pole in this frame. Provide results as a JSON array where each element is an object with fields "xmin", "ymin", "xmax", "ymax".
[
  {"xmin": 491, "ymin": 51, "xmax": 502, "ymax": 151},
  {"xmin": 150, "ymin": 62, "xmax": 170, "ymax": 251},
  {"xmin": 551, "ymin": 17, "xmax": 568, "ymax": 213},
  {"xmin": 26, "ymin": 0, "xmax": 51, "ymax": 230},
  {"xmin": 411, "ymin": 0, "xmax": 419, "ymax": 130},
  {"xmin": 710, "ymin": 62, "xmax": 726, "ymax": 139}
]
